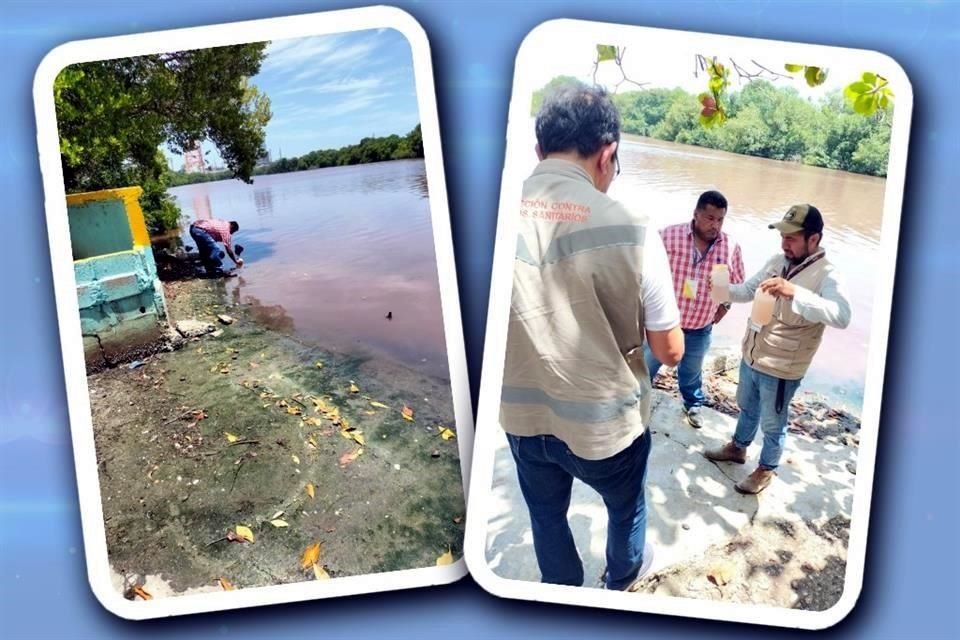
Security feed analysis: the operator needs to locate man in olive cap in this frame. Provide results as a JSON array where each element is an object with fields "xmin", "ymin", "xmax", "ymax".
[{"xmin": 705, "ymin": 204, "xmax": 851, "ymax": 494}]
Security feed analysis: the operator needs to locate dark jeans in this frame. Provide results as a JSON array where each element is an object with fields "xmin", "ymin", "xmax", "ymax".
[
  {"xmin": 506, "ymin": 428, "xmax": 652, "ymax": 590},
  {"xmin": 189, "ymin": 225, "xmax": 222, "ymax": 272}
]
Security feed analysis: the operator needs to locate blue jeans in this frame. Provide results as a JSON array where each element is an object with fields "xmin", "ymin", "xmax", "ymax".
[
  {"xmin": 506, "ymin": 429, "xmax": 652, "ymax": 590},
  {"xmin": 189, "ymin": 225, "xmax": 223, "ymax": 272},
  {"xmin": 645, "ymin": 325, "xmax": 713, "ymax": 409},
  {"xmin": 732, "ymin": 361, "xmax": 802, "ymax": 469}
]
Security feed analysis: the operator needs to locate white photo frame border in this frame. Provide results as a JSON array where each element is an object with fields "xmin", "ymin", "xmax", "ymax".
[
  {"xmin": 463, "ymin": 18, "xmax": 912, "ymax": 631},
  {"xmin": 33, "ymin": 4, "xmax": 474, "ymax": 621}
]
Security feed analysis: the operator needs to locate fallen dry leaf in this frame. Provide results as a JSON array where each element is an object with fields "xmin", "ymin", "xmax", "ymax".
[
  {"xmin": 401, "ymin": 405, "xmax": 414, "ymax": 421},
  {"xmin": 224, "ymin": 432, "xmax": 239, "ymax": 443},
  {"xmin": 131, "ymin": 585, "xmax": 153, "ymax": 600},
  {"xmin": 315, "ymin": 361, "xmax": 324, "ymax": 369},
  {"xmin": 308, "ymin": 436, "xmax": 318, "ymax": 448},
  {"xmin": 369, "ymin": 401, "xmax": 390, "ymax": 410},
  {"xmin": 305, "ymin": 483, "xmax": 315, "ymax": 499},
  {"xmin": 301, "ymin": 542, "xmax": 322, "ymax": 569},
  {"xmin": 218, "ymin": 577, "xmax": 235, "ymax": 591},
  {"xmin": 436, "ymin": 548, "xmax": 454, "ymax": 566},
  {"xmin": 286, "ymin": 406, "xmax": 302, "ymax": 416},
  {"xmin": 235, "ymin": 525, "xmax": 255, "ymax": 543},
  {"xmin": 312, "ymin": 564, "xmax": 331, "ymax": 580},
  {"xmin": 291, "ymin": 455, "xmax": 300, "ymax": 465},
  {"xmin": 351, "ymin": 431, "xmax": 366, "ymax": 446},
  {"xmin": 453, "ymin": 516, "xmax": 463, "ymax": 524},
  {"xmin": 707, "ymin": 561, "xmax": 735, "ymax": 586},
  {"xmin": 303, "ymin": 416, "xmax": 323, "ymax": 427},
  {"xmin": 271, "ymin": 510, "xmax": 284, "ymax": 520},
  {"xmin": 364, "ymin": 410, "xmax": 376, "ymax": 415},
  {"xmin": 349, "ymin": 381, "xmax": 360, "ymax": 394},
  {"xmin": 438, "ymin": 427, "xmax": 456, "ymax": 441},
  {"xmin": 338, "ymin": 447, "xmax": 363, "ymax": 467},
  {"xmin": 269, "ymin": 519, "xmax": 289, "ymax": 528}
]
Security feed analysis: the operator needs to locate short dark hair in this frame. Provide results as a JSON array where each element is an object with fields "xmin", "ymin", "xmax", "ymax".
[
  {"xmin": 696, "ymin": 190, "xmax": 728, "ymax": 211},
  {"xmin": 535, "ymin": 82, "xmax": 621, "ymax": 157},
  {"xmin": 229, "ymin": 221, "xmax": 240, "ymax": 233}
]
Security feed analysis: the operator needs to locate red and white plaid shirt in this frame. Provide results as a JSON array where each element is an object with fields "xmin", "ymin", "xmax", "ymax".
[
  {"xmin": 191, "ymin": 218, "xmax": 233, "ymax": 249},
  {"xmin": 660, "ymin": 222, "xmax": 745, "ymax": 330}
]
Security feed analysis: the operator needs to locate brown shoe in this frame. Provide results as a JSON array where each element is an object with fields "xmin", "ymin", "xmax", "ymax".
[
  {"xmin": 704, "ymin": 441, "xmax": 747, "ymax": 464},
  {"xmin": 735, "ymin": 467, "xmax": 775, "ymax": 494}
]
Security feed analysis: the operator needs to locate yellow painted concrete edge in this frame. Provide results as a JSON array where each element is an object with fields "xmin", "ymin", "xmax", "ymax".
[{"xmin": 66, "ymin": 186, "xmax": 150, "ymax": 249}]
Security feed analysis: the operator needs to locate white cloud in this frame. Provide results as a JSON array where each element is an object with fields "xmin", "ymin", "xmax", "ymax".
[
  {"xmin": 279, "ymin": 76, "xmax": 384, "ymax": 96},
  {"xmin": 291, "ymin": 39, "xmax": 381, "ymax": 82},
  {"xmin": 261, "ymin": 34, "xmax": 343, "ymax": 72}
]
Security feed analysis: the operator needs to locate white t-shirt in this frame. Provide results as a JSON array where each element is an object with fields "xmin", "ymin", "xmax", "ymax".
[{"xmin": 641, "ymin": 229, "xmax": 681, "ymax": 332}]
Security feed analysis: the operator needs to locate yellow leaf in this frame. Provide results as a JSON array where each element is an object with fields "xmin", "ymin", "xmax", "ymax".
[
  {"xmin": 352, "ymin": 431, "xmax": 366, "ymax": 446},
  {"xmin": 217, "ymin": 577, "xmax": 234, "ymax": 591},
  {"xmin": 338, "ymin": 447, "xmax": 363, "ymax": 467},
  {"xmin": 315, "ymin": 361, "xmax": 324, "ymax": 369},
  {"xmin": 365, "ymin": 410, "xmax": 376, "ymax": 415},
  {"xmin": 439, "ymin": 427, "xmax": 456, "ymax": 441},
  {"xmin": 305, "ymin": 483, "xmax": 315, "ymax": 499},
  {"xmin": 235, "ymin": 525, "xmax": 255, "ymax": 543},
  {"xmin": 224, "ymin": 432, "xmax": 239, "ymax": 443},
  {"xmin": 349, "ymin": 382, "xmax": 360, "ymax": 394},
  {"xmin": 308, "ymin": 436, "xmax": 318, "ymax": 448},
  {"xmin": 401, "ymin": 405, "xmax": 414, "ymax": 421},
  {"xmin": 301, "ymin": 542, "xmax": 322, "ymax": 569},
  {"xmin": 436, "ymin": 548, "xmax": 454, "ymax": 566},
  {"xmin": 369, "ymin": 401, "xmax": 390, "ymax": 409},
  {"xmin": 312, "ymin": 564, "xmax": 330, "ymax": 580},
  {"xmin": 269, "ymin": 519, "xmax": 289, "ymax": 528},
  {"xmin": 292, "ymin": 455, "xmax": 300, "ymax": 465},
  {"xmin": 286, "ymin": 406, "xmax": 302, "ymax": 416},
  {"xmin": 707, "ymin": 561, "xmax": 735, "ymax": 586},
  {"xmin": 339, "ymin": 429, "xmax": 354, "ymax": 441},
  {"xmin": 270, "ymin": 510, "xmax": 284, "ymax": 520}
]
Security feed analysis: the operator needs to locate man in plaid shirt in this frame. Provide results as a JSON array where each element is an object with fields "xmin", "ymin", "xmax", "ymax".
[
  {"xmin": 645, "ymin": 191, "xmax": 745, "ymax": 428},
  {"xmin": 189, "ymin": 218, "xmax": 244, "ymax": 276}
]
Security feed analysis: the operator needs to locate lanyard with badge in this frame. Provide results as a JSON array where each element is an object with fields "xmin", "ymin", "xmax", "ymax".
[{"xmin": 682, "ymin": 238, "xmax": 716, "ymax": 300}]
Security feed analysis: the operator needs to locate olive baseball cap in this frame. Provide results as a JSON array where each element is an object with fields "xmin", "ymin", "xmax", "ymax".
[{"xmin": 769, "ymin": 204, "xmax": 824, "ymax": 234}]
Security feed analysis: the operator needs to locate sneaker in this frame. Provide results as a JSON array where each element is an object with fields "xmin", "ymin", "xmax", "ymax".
[
  {"xmin": 704, "ymin": 441, "xmax": 747, "ymax": 464},
  {"xmin": 735, "ymin": 467, "xmax": 776, "ymax": 494},
  {"xmin": 685, "ymin": 405, "xmax": 704, "ymax": 429},
  {"xmin": 601, "ymin": 542, "xmax": 655, "ymax": 591}
]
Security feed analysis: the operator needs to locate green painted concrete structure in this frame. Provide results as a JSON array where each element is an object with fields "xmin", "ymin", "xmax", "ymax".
[{"xmin": 67, "ymin": 187, "xmax": 168, "ymax": 368}]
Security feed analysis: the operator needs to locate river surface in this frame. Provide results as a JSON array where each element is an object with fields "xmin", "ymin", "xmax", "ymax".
[{"xmin": 167, "ymin": 159, "xmax": 449, "ymax": 380}]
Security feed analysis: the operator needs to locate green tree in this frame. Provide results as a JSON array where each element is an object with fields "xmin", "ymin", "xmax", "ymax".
[{"xmin": 54, "ymin": 44, "xmax": 271, "ymax": 232}]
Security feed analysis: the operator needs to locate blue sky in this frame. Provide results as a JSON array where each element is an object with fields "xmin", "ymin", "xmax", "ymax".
[{"xmin": 165, "ymin": 28, "xmax": 419, "ymax": 170}]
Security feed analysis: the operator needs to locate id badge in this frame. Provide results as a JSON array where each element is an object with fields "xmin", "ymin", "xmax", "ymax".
[{"xmin": 682, "ymin": 277, "xmax": 699, "ymax": 300}]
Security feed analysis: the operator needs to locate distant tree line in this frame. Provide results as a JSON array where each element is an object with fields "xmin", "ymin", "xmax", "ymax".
[
  {"xmin": 533, "ymin": 77, "xmax": 891, "ymax": 177},
  {"xmin": 169, "ymin": 124, "xmax": 424, "ymax": 186}
]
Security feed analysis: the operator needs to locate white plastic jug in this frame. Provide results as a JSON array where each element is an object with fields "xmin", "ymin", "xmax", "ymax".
[
  {"xmin": 751, "ymin": 289, "xmax": 776, "ymax": 326},
  {"xmin": 710, "ymin": 263, "xmax": 730, "ymax": 304}
]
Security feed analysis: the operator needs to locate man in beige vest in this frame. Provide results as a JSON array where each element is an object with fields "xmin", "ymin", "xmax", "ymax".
[
  {"xmin": 501, "ymin": 83, "xmax": 683, "ymax": 590},
  {"xmin": 705, "ymin": 204, "xmax": 851, "ymax": 494}
]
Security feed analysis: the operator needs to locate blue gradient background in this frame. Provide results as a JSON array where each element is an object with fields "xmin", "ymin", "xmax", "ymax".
[{"xmin": 1, "ymin": 1, "xmax": 957, "ymax": 638}]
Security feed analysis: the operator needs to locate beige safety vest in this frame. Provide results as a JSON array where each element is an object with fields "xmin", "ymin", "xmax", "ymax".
[
  {"xmin": 742, "ymin": 250, "xmax": 831, "ymax": 380},
  {"xmin": 500, "ymin": 159, "xmax": 651, "ymax": 461}
]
